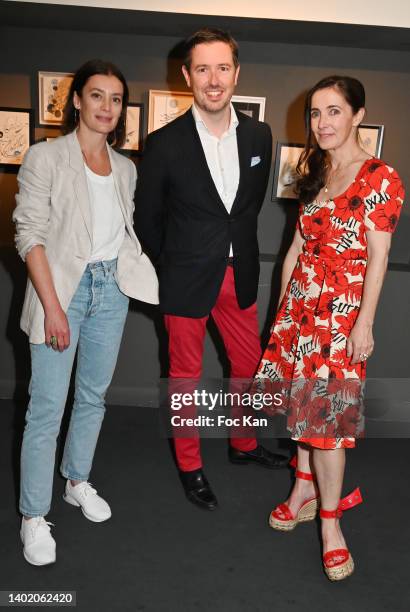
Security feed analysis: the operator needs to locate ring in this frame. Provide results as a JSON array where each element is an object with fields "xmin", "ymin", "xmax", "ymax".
[
  {"xmin": 359, "ymin": 352, "xmax": 369, "ymax": 360},
  {"xmin": 50, "ymin": 335, "xmax": 57, "ymax": 347}
]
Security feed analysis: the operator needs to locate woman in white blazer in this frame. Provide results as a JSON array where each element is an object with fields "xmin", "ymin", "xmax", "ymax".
[{"xmin": 13, "ymin": 59, "xmax": 158, "ymax": 566}]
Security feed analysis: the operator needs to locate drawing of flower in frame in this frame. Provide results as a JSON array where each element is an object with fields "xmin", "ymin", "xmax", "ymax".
[{"xmin": 38, "ymin": 71, "xmax": 74, "ymax": 126}]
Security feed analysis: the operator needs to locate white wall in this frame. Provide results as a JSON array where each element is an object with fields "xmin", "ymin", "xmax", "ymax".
[{"xmin": 8, "ymin": 0, "xmax": 410, "ymax": 29}]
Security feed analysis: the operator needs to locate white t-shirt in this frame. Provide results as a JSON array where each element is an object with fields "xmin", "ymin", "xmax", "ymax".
[{"xmin": 84, "ymin": 163, "xmax": 125, "ymax": 263}]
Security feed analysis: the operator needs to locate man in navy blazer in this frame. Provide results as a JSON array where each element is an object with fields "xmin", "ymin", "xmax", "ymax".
[{"xmin": 136, "ymin": 28, "xmax": 287, "ymax": 510}]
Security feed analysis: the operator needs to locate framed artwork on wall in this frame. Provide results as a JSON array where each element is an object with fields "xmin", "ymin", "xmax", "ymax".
[
  {"xmin": 358, "ymin": 124, "xmax": 384, "ymax": 157},
  {"xmin": 0, "ymin": 107, "xmax": 33, "ymax": 166},
  {"xmin": 231, "ymin": 95, "xmax": 266, "ymax": 121},
  {"xmin": 271, "ymin": 126, "xmax": 384, "ymax": 201},
  {"xmin": 121, "ymin": 103, "xmax": 143, "ymax": 153},
  {"xmin": 38, "ymin": 71, "xmax": 74, "ymax": 126},
  {"xmin": 272, "ymin": 142, "xmax": 304, "ymax": 201},
  {"xmin": 148, "ymin": 90, "xmax": 193, "ymax": 133}
]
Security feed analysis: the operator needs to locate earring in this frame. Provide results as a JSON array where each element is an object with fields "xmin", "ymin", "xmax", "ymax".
[{"xmin": 74, "ymin": 107, "xmax": 79, "ymax": 123}]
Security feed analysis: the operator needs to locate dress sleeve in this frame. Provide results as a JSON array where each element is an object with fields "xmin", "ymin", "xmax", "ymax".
[{"xmin": 363, "ymin": 161, "xmax": 405, "ymax": 233}]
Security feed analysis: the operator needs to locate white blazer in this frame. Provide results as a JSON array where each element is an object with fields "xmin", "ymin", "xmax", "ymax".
[{"xmin": 13, "ymin": 130, "xmax": 159, "ymax": 344}]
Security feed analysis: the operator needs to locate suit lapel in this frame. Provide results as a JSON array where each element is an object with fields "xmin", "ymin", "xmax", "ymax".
[
  {"xmin": 65, "ymin": 132, "xmax": 138, "ymax": 251},
  {"xmin": 231, "ymin": 113, "xmax": 253, "ymax": 212},
  {"xmin": 66, "ymin": 131, "xmax": 92, "ymax": 242},
  {"xmin": 180, "ymin": 109, "xmax": 253, "ymax": 215},
  {"xmin": 107, "ymin": 145, "xmax": 129, "ymax": 220},
  {"xmin": 107, "ymin": 146, "xmax": 142, "ymax": 254},
  {"xmin": 180, "ymin": 110, "xmax": 229, "ymax": 214}
]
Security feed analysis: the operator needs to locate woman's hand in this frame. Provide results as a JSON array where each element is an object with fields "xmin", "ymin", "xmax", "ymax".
[
  {"xmin": 45, "ymin": 305, "xmax": 70, "ymax": 352},
  {"xmin": 346, "ymin": 321, "xmax": 374, "ymax": 365},
  {"xmin": 25, "ymin": 246, "xmax": 70, "ymax": 351}
]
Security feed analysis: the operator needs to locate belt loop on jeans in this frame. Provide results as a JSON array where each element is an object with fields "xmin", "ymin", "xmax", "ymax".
[{"xmin": 100, "ymin": 258, "xmax": 117, "ymax": 276}]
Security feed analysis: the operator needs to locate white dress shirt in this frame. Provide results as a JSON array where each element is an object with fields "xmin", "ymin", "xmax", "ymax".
[{"xmin": 192, "ymin": 103, "xmax": 240, "ymax": 256}]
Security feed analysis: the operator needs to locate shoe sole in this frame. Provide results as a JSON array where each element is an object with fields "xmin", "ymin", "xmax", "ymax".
[
  {"xmin": 63, "ymin": 493, "xmax": 111, "ymax": 523},
  {"xmin": 186, "ymin": 495, "xmax": 218, "ymax": 511},
  {"xmin": 21, "ymin": 533, "xmax": 56, "ymax": 566},
  {"xmin": 324, "ymin": 554, "xmax": 354, "ymax": 581},
  {"xmin": 269, "ymin": 498, "xmax": 319, "ymax": 531},
  {"xmin": 229, "ymin": 458, "xmax": 287, "ymax": 469},
  {"xmin": 23, "ymin": 549, "xmax": 56, "ymax": 566}
]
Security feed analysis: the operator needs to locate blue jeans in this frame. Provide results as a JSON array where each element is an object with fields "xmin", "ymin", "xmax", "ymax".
[{"xmin": 20, "ymin": 259, "xmax": 129, "ymax": 517}]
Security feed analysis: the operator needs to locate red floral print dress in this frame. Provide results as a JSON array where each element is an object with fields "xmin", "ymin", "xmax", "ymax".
[{"xmin": 254, "ymin": 159, "xmax": 404, "ymax": 449}]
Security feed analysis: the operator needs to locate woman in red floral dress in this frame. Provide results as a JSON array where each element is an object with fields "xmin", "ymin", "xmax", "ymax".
[{"xmin": 254, "ymin": 75, "xmax": 404, "ymax": 580}]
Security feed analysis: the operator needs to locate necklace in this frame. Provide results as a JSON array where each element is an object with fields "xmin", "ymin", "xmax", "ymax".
[
  {"xmin": 323, "ymin": 156, "xmax": 366, "ymax": 194},
  {"xmin": 81, "ymin": 149, "xmax": 111, "ymax": 176},
  {"xmin": 324, "ymin": 170, "xmax": 338, "ymax": 194}
]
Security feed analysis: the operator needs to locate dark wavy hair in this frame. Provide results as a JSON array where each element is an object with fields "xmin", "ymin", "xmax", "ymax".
[
  {"xmin": 295, "ymin": 75, "xmax": 366, "ymax": 204},
  {"xmin": 183, "ymin": 27, "xmax": 239, "ymax": 71},
  {"xmin": 62, "ymin": 59, "xmax": 129, "ymax": 148}
]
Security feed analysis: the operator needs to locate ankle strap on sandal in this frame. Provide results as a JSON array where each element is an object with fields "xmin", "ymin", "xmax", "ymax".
[
  {"xmin": 320, "ymin": 487, "xmax": 363, "ymax": 519},
  {"xmin": 290, "ymin": 455, "xmax": 315, "ymax": 482},
  {"xmin": 295, "ymin": 469, "xmax": 315, "ymax": 481}
]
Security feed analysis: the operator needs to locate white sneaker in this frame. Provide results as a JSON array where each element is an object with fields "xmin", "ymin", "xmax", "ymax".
[
  {"xmin": 20, "ymin": 517, "xmax": 56, "ymax": 566},
  {"xmin": 63, "ymin": 481, "xmax": 111, "ymax": 522}
]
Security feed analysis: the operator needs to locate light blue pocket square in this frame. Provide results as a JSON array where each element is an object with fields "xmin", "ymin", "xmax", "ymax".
[{"xmin": 250, "ymin": 156, "xmax": 261, "ymax": 167}]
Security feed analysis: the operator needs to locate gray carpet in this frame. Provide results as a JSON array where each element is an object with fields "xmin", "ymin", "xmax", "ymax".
[{"xmin": 1, "ymin": 399, "xmax": 409, "ymax": 612}]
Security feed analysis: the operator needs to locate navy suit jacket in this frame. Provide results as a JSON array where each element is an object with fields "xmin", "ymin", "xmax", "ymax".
[{"xmin": 135, "ymin": 108, "xmax": 272, "ymax": 317}]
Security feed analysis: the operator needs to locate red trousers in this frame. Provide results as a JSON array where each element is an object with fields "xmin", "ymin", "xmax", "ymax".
[{"xmin": 165, "ymin": 265, "xmax": 262, "ymax": 472}]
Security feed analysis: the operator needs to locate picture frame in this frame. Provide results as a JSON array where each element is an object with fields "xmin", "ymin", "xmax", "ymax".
[
  {"xmin": 148, "ymin": 90, "xmax": 193, "ymax": 133},
  {"xmin": 0, "ymin": 107, "xmax": 33, "ymax": 166},
  {"xmin": 38, "ymin": 71, "xmax": 74, "ymax": 126},
  {"xmin": 121, "ymin": 103, "xmax": 144, "ymax": 153},
  {"xmin": 271, "ymin": 142, "xmax": 304, "ymax": 201},
  {"xmin": 231, "ymin": 95, "xmax": 266, "ymax": 121},
  {"xmin": 358, "ymin": 124, "xmax": 384, "ymax": 157}
]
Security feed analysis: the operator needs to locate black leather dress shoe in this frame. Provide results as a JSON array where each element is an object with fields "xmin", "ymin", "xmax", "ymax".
[
  {"xmin": 179, "ymin": 469, "xmax": 218, "ymax": 511},
  {"xmin": 228, "ymin": 444, "xmax": 288, "ymax": 469}
]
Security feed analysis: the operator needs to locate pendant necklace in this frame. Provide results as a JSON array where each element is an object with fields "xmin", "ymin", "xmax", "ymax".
[
  {"xmin": 324, "ymin": 165, "xmax": 340, "ymax": 194},
  {"xmin": 324, "ymin": 156, "xmax": 365, "ymax": 195}
]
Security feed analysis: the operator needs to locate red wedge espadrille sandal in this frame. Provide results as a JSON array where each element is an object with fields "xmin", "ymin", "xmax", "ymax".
[
  {"xmin": 269, "ymin": 456, "xmax": 319, "ymax": 531},
  {"xmin": 320, "ymin": 488, "xmax": 363, "ymax": 581}
]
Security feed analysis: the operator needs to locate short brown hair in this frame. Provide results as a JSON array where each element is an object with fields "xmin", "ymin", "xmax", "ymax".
[{"xmin": 183, "ymin": 28, "xmax": 239, "ymax": 71}]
